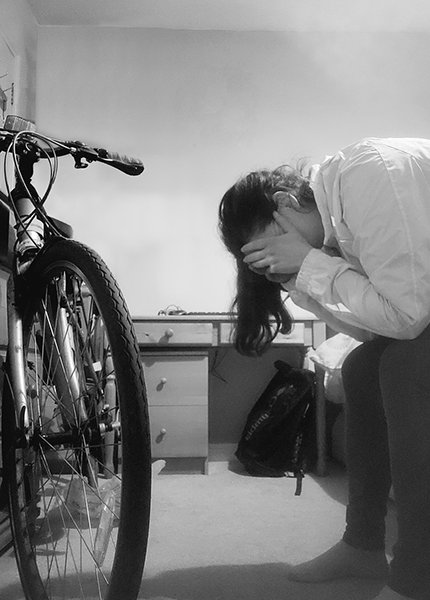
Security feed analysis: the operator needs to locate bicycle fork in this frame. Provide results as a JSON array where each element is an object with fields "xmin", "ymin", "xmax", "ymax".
[
  {"xmin": 7, "ymin": 275, "xmax": 30, "ymax": 442},
  {"xmin": 6, "ymin": 273, "xmax": 88, "ymax": 448}
]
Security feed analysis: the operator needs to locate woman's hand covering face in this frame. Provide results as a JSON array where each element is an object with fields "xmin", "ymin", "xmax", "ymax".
[{"xmin": 241, "ymin": 211, "xmax": 313, "ymax": 283}]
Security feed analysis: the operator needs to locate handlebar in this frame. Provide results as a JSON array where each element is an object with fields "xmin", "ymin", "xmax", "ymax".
[
  {"xmin": 81, "ymin": 145, "xmax": 144, "ymax": 176},
  {"xmin": 0, "ymin": 126, "xmax": 144, "ymax": 176}
]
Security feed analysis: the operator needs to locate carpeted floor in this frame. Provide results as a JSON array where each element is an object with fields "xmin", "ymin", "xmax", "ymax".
[
  {"xmin": 0, "ymin": 460, "xmax": 397, "ymax": 600},
  {"xmin": 140, "ymin": 460, "xmax": 397, "ymax": 600}
]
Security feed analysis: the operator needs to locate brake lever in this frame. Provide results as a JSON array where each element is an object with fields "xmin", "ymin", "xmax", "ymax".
[{"xmin": 71, "ymin": 146, "xmax": 98, "ymax": 169}]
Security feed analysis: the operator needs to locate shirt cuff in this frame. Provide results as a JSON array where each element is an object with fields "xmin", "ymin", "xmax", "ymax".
[{"xmin": 295, "ymin": 248, "xmax": 334, "ymax": 295}]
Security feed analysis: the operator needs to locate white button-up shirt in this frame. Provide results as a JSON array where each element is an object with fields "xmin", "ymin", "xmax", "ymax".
[{"xmin": 284, "ymin": 137, "xmax": 430, "ymax": 341}]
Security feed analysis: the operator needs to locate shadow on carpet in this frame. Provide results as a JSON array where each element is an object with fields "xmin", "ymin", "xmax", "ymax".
[{"xmin": 139, "ymin": 562, "xmax": 386, "ymax": 600}]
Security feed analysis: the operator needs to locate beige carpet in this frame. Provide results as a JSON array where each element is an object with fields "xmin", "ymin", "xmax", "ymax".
[
  {"xmin": 141, "ymin": 460, "xmax": 397, "ymax": 600},
  {"xmin": 0, "ymin": 460, "xmax": 397, "ymax": 600}
]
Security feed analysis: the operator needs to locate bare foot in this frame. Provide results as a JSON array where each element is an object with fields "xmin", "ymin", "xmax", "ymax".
[
  {"xmin": 373, "ymin": 586, "xmax": 416, "ymax": 600},
  {"xmin": 288, "ymin": 540, "xmax": 389, "ymax": 582}
]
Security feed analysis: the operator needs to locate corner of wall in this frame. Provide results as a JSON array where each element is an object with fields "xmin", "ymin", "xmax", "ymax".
[{"xmin": 0, "ymin": 0, "xmax": 38, "ymax": 121}]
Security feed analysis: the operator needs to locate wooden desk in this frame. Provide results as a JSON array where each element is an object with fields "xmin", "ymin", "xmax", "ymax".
[{"xmin": 134, "ymin": 315, "xmax": 327, "ymax": 475}]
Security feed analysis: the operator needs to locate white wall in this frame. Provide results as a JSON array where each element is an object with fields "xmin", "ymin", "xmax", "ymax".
[
  {"xmin": 35, "ymin": 27, "xmax": 430, "ymax": 316},
  {"xmin": 0, "ymin": 0, "xmax": 38, "ymax": 121},
  {"xmin": 0, "ymin": 0, "xmax": 38, "ymax": 347}
]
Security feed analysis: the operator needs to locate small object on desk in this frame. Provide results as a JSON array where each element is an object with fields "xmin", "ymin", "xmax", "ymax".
[{"xmin": 158, "ymin": 304, "xmax": 186, "ymax": 315}]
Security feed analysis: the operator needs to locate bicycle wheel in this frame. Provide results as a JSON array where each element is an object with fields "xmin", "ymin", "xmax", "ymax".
[{"xmin": 2, "ymin": 238, "xmax": 151, "ymax": 600}]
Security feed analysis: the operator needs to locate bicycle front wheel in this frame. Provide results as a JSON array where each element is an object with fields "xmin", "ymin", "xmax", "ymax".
[{"xmin": 2, "ymin": 238, "xmax": 151, "ymax": 600}]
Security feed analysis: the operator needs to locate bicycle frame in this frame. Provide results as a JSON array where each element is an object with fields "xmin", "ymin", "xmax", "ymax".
[
  {"xmin": 0, "ymin": 118, "xmax": 150, "ymax": 600},
  {"xmin": 2, "ymin": 139, "xmax": 107, "ymax": 458}
]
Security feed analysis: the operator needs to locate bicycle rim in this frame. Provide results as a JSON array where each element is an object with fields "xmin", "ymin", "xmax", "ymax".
[{"xmin": 3, "ymin": 239, "xmax": 151, "ymax": 600}]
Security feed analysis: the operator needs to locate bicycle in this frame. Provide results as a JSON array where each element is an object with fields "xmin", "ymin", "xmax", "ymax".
[{"xmin": 0, "ymin": 115, "xmax": 152, "ymax": 600}]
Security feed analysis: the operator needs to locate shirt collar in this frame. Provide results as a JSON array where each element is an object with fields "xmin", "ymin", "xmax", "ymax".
[{"xmin": 309, "ymin": 159, "xmax": 338, "ymax": 248}]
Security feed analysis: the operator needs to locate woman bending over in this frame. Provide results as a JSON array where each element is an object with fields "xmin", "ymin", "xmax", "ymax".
[{"xmin": 218, "ymin": 137, "xmax": 430, "ymax": 600}]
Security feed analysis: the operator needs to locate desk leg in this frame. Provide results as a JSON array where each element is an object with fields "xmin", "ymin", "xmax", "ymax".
[{"xmin": 315, "ymin": 365, "xmax": 326, "ymax": 476}]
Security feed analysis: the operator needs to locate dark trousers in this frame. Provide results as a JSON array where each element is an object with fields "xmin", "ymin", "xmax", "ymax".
[{"xmin": 341, "ymin": 326, "xmax": 430, "ymax": 600}]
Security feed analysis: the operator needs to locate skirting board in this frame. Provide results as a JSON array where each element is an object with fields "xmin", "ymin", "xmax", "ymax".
[{"xmin": 209, "ymin": 443, "xmax": 237, "ymax": 462}]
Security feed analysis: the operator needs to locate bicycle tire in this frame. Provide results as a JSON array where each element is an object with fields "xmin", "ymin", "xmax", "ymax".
[{"xmin": 2, "ymin": 238, "xmax": 151, "ymax": 600}]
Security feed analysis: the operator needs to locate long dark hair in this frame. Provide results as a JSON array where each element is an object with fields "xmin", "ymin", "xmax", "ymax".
[{"xmin": 218, "ymin": 164, "xmax": 314, "ymax": 356}]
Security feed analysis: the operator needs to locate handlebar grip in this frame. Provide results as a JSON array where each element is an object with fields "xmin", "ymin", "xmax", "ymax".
[{"xmin": 95, "ymin": 148, "xmax": 144, "ymax": 176}]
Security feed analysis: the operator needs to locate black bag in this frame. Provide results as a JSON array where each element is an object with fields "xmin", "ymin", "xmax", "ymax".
[{"xmin": 235, "ymin": 360, "xmax": 317, "ymax": 495}]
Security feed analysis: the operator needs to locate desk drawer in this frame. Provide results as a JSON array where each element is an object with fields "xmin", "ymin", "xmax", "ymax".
[
  {"xmin": 135, "ymin": 321, "xmax": 212, "ymax": 346},
  {"xmin": 149, "ymin": 405, "xmax": 208, "ymax": 458},
  {"xmin": 142, "ymin": 354, "xmax": 208, "ymax": 406},
  {"xmin": 219, "ymin": 322, "xmax": 306, "ymax": 345}
]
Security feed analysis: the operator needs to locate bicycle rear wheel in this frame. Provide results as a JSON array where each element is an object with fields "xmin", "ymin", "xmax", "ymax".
[{"xmin": 2, "ymin": 238, "xmax": 151, "ymax": 600}]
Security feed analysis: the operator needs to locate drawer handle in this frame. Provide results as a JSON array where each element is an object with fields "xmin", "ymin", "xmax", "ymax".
[
  {"xmin": 156, "ymin": 377, "xmax": 167, "ymax": 391},
  {"xmin": 155, "ymin": 428, "xmax": 167, "ymax": 443},
  {"xmin": 164, "ymin": 328, "xmax": 174, "ymax": 339}
]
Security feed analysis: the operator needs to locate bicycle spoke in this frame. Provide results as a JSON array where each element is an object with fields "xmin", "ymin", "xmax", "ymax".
[{"xmin": 4, "ymin": 240, "xmax": 150, "ymax": 600}]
